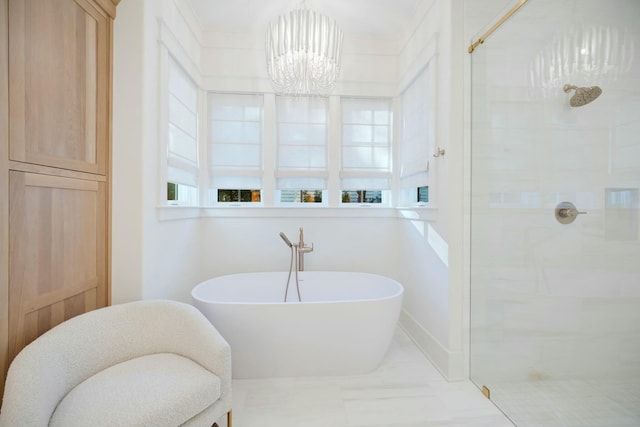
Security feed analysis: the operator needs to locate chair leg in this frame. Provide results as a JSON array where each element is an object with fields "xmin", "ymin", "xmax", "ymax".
[{"xmin": 211, "ymin": 410, "xmax": 232, "ymax": 427}]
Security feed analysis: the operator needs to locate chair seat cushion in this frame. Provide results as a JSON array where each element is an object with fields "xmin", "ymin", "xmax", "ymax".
[{"xmin": 50, "ymin": 353, "xmax": 221, "ymax": 427}]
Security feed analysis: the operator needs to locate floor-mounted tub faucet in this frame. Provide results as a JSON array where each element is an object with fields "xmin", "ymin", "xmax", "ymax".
[
  {"xmin": 279, "ymin": 228, "xmax": 314, "ymax": 302},
  {"xmin": 297, "ymin": 227, "xmax": 313, "ymax": 272}
]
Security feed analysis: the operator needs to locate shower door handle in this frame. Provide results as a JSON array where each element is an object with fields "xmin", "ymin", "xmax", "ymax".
[{"xmin": 555, "ymin": 202, "xmax": 587, "ymax": 224}]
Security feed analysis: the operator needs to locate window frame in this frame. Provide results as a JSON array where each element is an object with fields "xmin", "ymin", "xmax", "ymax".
[
  {"xmin": 274, "ymin": 96, "xmax": 330, "ymax": 202},
  {"xmin": 339, "ymin": 97, "xmax": 393, "ymax": 207},
  {"xmin": 207, "ymin": 92, "xmax": 265, "ymax": 206},
  {"xmin": 398, "ymin": 57, "xmax": 437, "ymax": 207},
  {"xmin": 160, "ymin": 51, "xmax": 201, "ymax": 206},
  {"xmin": 157, "ymin": 51, "xmax": 441, "ymax": 213}
]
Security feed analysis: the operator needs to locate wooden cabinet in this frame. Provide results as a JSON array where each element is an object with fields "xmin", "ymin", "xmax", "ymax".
[
  {"xmin": 0, "ymin": 0, "xmax": 118, "ymax": 400},
  {"xmin": 8, "ymin": 171, "xmax": 107, "ymax": 360},
  {"xmin": 8, "ymin": 0, "xmax": 112, "ymax": 175}
]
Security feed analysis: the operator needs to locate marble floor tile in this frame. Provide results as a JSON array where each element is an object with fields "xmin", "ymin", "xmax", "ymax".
[
  {"xmin": 489, "ymin": 379, "xmax": 640, "ymax": 427},
  {"xmin": 227, "ymin": 328, "xmax": 514, "ymax": 427}
]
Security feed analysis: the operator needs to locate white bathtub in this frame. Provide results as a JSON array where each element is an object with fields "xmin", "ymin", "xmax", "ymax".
[{"xmin": 191, "ymin": 271, "xmax": 404, "ymax": 378}]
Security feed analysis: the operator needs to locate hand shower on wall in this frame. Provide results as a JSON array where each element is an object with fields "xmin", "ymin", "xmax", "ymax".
[{"xmin": 563, "ymin": 84, "xmax": 602, "ymax": 107}]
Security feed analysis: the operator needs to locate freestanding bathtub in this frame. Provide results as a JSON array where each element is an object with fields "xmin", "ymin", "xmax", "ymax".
[{"xmin": 191, "ymin": 271, "xmax": 404, "ymax": 378}]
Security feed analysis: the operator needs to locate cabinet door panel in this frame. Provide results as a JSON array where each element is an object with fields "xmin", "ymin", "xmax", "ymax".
[
  {"xmin": 8, "ymin": 171, "xmax": 106, "ymax": 360},
  {"xmin": 8, "ymin": 0, "xmax": 109, "ymax": 174}
]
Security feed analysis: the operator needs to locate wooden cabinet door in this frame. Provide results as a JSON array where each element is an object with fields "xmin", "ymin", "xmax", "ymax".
[
  {"xmin": 8, "ymin": 171, "xmax": 107, "ymax": 360},
  {"xmin": 8, "ymin": 0, "xmax": 110, "ymax": 175}
]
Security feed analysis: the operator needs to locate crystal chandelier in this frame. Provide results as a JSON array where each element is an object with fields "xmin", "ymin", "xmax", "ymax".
[{"xmin": 266, "ymin": 1, "xmax": 344, "ymax": 96}]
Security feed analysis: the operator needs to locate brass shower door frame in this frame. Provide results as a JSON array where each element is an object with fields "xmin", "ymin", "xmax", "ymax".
[{"xmin": 468, "ymin": 0, "xmax": 529, "ymax": 53}]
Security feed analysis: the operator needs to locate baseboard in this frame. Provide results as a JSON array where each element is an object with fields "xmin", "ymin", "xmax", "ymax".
[{"xmin": 398, "ymin": 309, "xmax": 465, "ymax": 381}]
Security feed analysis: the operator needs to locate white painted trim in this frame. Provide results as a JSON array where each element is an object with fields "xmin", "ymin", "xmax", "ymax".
[
  {"xmin": 156, "ymin": 205, "xmax": 439, "ymax": 221},
  {"xmin": 399, "ymin": 309, "xmax": 465, "ymax": 381}
]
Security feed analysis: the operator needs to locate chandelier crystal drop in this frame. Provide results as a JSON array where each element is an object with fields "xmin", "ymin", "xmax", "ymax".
[{"xmin": 266, "ymin": 1, "xmax": 344, "ymax": 96}]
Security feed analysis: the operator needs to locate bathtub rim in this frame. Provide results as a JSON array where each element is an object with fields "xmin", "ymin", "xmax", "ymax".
[{"xmin": 191, "ymin": 271, "xmax": 404, "ymax": 305}]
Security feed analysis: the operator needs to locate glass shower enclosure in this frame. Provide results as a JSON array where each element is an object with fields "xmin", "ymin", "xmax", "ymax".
[{"xmin": 469, "ymin": 1, "xmax": 640, "ymax": 426}]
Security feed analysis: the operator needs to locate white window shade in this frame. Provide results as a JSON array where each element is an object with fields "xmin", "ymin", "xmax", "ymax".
[
  {"xmin": 399, "ymin": 64, "xmax": 435, "ymax": 188},
  {"xmin": 340, "ymin": 174, "xmax": 390, "ymax": 191},
  {"xmin": 208, "ymin": 93, "xmax": 263, "ymax": 189},
  {"xmin": 276, "ymin": 171, "xmax": 328, "ymax": 190},
  {"xmin": 341, "ymin": 98, "xmax": 392, "ymax": 190},
  {"xmin": 276, "ymin": 96, "xmax": 328, "ymax": 189},
  {"xmin": 167, "ymin": 59, "xmax": 199, "ymax": 187}
]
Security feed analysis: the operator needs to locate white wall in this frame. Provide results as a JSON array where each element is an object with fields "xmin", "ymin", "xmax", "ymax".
[
  {"xmin": 195, "ymin": 11, "xmax": 400, "ymax": 96},
  {"xmin": 200, "ymin": 215, "xmax": 399, "ymax": 280},
  {"xmin": 113, "ymin": 0, "xmax": 205, "ymax": 303},
  {"xmin": 112, "ymin": 0, "xmax": 145, "ymax": 303},
  {"xmin": 112, "ymin": 0, "xmax": 470, "ymax": 380},
  {"xmin": 387, "ymin": 0, "xmax": 469, "ymax": 380}
]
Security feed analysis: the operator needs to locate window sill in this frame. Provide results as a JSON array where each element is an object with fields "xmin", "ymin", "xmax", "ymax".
[
  {"xmin": 156, "ymin": 205, "xmax": 406, "ymax": 221},
  {"xmin": 155, "ymin": 205, "xmax": 440, "ymax": 222},
  {"xmin": 396, "ymin": 206, "xmax": 439, "ymax": 222}
]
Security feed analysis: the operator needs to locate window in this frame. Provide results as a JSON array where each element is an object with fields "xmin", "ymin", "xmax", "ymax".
[
  {"xmin": 167, "ymin": 182, "xmax": 199, "ymax": 204},
  {"xmin": 341, "ymin": 190, "xmax": 382, "ymax": 203},
  {"xmin": 280, "ymin": 190, "xmax": 323, "ymax": 203},
  {"xmin": 399, "ymin": 63, "xmax": 435, "ymax": 205},
  {"xmin": 208, "ymin": 93, "xmax": 264, "ymax": 204},
  {"xmin": 341, "ymin": 98, "xmax": 392, "ymax": 205},
  {"xmin": 276, "ymin": 96, "xmax": 328, "ymax": 204},
  {"xmin": 166, "ymin": 58, "xmax": 199, "ymax": 205},
  {"xmin": 160, "ymin": 84, "xmax": 416, "ymax": 209},
  {"xmin": 417, "ymin": 186, "xmax": 429, "ymax": 203},
  {"xmin": 217, "ymin": 189, "xmax": 261, "ymax": 202}
]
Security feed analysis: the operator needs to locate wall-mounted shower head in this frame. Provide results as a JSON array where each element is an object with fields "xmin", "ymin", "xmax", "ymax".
[
  {"xmin": 563, "ymin": 84, "xmax": 602, "ymax": 107},
  {"xmin": 279, "ymin": 232, "xmax": 293, "ymax": 248}
]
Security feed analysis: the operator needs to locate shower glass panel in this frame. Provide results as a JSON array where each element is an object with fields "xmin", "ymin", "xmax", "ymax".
[{"xmin": 469, "ymin": 1, "xmax": 640, "ymax": 426}]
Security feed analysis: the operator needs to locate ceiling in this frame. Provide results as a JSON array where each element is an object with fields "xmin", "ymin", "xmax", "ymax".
[{"xmin": 184, "ymin": 0, "xmax": 423, "ymax": 40}]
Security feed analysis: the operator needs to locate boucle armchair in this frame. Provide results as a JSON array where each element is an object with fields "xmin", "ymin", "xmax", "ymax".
[{"xmin": 0, "ymin": 300, "xmax": 232, "ymax": 427}]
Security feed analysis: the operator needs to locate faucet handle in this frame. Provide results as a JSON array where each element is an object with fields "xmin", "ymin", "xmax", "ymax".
[
  {"xmin": 555, "ymin": 201, "xmax": 587, "ymax": 224},
  {"xmin": 298, "ymin": 242, "xmax": 313, "ymax": 253}
]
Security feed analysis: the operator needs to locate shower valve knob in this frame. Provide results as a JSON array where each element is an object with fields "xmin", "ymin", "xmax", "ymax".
[{"xmin": 555, "ymin": 202, "xmax": 587, "ymax": 224}]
